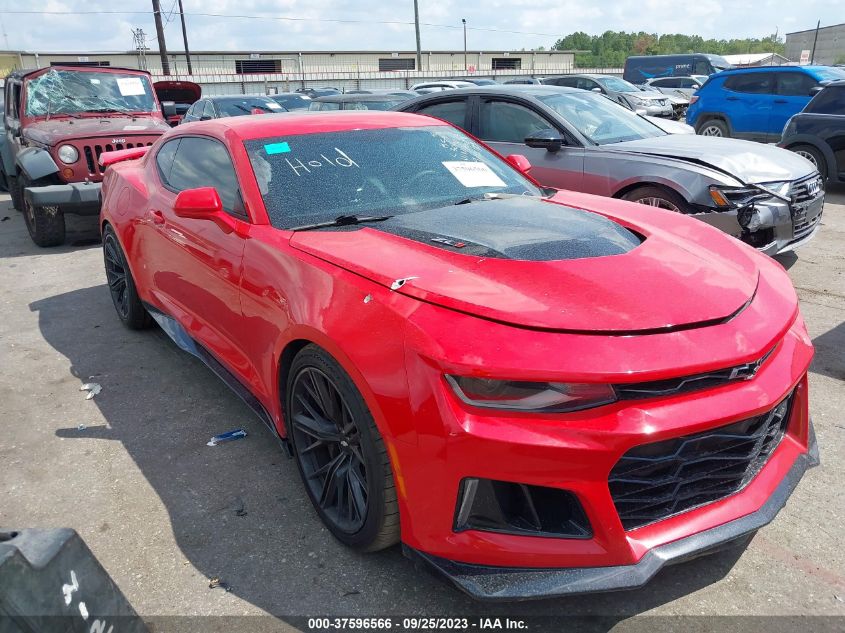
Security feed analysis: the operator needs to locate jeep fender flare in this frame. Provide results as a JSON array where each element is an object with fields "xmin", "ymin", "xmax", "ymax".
[{"xmin": 16, "ymin": 146, "xmax": 60, "ymax": 182}]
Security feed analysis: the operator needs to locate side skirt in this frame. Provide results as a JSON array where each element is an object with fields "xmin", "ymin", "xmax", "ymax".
[{"xmin": 143, "ymin": 302, "xmax": 293, "ymax": 458}]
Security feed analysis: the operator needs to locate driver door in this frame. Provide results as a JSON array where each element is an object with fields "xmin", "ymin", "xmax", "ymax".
[{"xmin": 476, "ymin": 97, "xmax": 584, "ymax": 191}]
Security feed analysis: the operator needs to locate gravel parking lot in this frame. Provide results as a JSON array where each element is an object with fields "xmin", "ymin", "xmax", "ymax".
[{"xmin": 1, "ymin": 189, "xmax": 843, "ymax": 631}]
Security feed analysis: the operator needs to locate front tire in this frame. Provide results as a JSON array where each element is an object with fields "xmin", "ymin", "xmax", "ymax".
[
  {"xmin": 21, "ymin": 174, "xmax": 65, "ymax": 247},
  {"xmin": 622, "ymin": 185, "xmax": 691, "ymax": 214},
  {"xmin": 286, "ymin": 345, "xmax": 400, "ymax": 552},
  {"xmin": 789, "ymin": 144, "xmax": 828, "ymax": 181},
  {"xmin": 102, "ymin": 225, "xmax": 152, "ymax": 330},
  {"xmin": 697, "ymin": 118, "xmax": 729, "ymax": 137}
]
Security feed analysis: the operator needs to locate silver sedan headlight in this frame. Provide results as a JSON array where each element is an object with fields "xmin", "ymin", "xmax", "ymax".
[{"xmin": 57, "ymin": 144, "xmax": 79, "ymax": 165}]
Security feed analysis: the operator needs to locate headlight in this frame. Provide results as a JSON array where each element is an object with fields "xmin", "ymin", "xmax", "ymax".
[
  {"xmin": 760, "ymin": 181, "xmax": 790, "ymax": 197},
  {"xmin": 709, "ymin": 185, "xmax": 769, "ymax": 208},
  {"xmin": 57, "ymin": 144, "xmax": 79, "ymax": 164},
  {"xmin": 445, "ymin": 376, "xmax": 617, "ymax": 413},
  {"xmin": 629, "ymin": 96, "xmax": 647, "ymax": 106}
]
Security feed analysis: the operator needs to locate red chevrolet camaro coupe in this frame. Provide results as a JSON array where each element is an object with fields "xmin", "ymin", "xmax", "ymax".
[{"xmin": 99, "ymin": 111, "xmax": 817, "ymax": 600}]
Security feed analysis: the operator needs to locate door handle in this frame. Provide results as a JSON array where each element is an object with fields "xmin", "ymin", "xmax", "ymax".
[
  {"xmin": 149, "ymin": 209, "xmax": 165, "ymax": 225},
  {"xmin": 725, "ymin": 96, "xmax": 739, "ymax": 101},
  {"xmin": 774, "ymin": 99, "xmax": 787, "ymax": 104}
]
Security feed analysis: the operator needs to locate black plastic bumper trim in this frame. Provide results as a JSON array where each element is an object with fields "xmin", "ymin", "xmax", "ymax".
[
  {"xmin": 403, "ymin": 422, "xmax": 818, "ymax": 602},
  {"xmin": 24, "ymin": 182, "xmax": 101, "ymax": 214}
]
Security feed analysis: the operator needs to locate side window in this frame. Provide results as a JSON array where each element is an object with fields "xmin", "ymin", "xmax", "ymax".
[
  {"xmin": 693, "ymin": 59, "xmax": 712, "ymax": 75},
  {"xmin": 723, "ymin": 73, "xmax": 774, "ymax": 94},
  {"xmin": 167, "ymin": 137, "xmax": 246, "ymax": 218},
  {"xmin": 678, "ymin": 79, "xmax": 696, "ymax": 89},
  {"xmin": 653, "ymin": 78, "xmax": 672, "ymax": 88},
  {"xmin": 805, "ymin": 87, "xmax": 845, "ymax": 114},
  {"xmin": 776, "ymin": 72, "xmax": 819, "ymax": 97},
  {"xmin": 7, "ymin": 82, "xmax": 21, "ymax": 119},
  {"xmin": 155, "ymin": 139, "xmax": 180, "ymax": 185},
  {"xmin": 417, "ymin": 99, "xmax": 468, "ymax": 128},
  {"xmin": 201, "ymin": 101, "xmax": 216, "ymax": 119},
  {"xmin": 554, "ymin": 77, "xmax": 578, "ymax": 88},
  {"xmin": 479, "ymin": 100, "xmax": 554, "ymax": 143}
]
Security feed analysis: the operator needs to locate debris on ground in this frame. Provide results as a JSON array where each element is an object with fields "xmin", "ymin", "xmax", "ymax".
[
  {"xmin": 208, "ymin": 576, "xmax": 232, "ymax": 592},
  {"xmin": 1, "ymin": 216, "xmax": 9, "ymax": 222},
  {"xmin": 343, "ymin": 590, "xmax": 361, "ymax": 597},
  {"xmin": 207, "ymin": 428, "xmax": 247, "ymax": 446},
  {"xmin": 233, "ymin": 497, "xmax": 248, "ymax": 517},
  {"xmin": 79, "ymin": 383, "xmax": 102, "ymax": 400},
  {"xmin": 77, "ymin": 424, "xmax": 87, "ymax": 431}
]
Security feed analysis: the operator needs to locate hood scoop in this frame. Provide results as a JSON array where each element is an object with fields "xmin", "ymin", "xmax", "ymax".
[{"xmin": 374, "ymin": 198, "xmax": 643, "ymax": 261}]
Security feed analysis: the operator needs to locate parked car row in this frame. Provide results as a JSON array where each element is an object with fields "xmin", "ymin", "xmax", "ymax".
[
  {"xmin": 396, "ymin": 84, "xmax": 824, "ymax": 256},
  {"xmin": 93, "ymin": 106, "xmax": 819, "ymax": 601}
]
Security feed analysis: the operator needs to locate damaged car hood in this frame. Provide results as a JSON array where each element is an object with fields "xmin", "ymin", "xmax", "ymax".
[
  {"xmin": 604, "ymin": 135, "xmax": 816, "ymax": 183},
  {"xmin": 290, "ymin": 196, "xmax": 759, "ymax": 333},
  {"xmin": 23, "ymin": 116, "xmax": 170, "ymax": 146}
]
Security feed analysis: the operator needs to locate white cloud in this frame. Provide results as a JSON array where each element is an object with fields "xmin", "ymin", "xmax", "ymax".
[{"xmin": 2, "ymin": 0, "xmax": 842, "ymax": 52}]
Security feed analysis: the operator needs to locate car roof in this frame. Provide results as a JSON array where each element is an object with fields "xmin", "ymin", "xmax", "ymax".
[
  {"xmin": 408, "ymin": 84, "xmax": 582, "ymax": 99},
  {"xmin": 209, "ymin": 95, "xmax": 276, "ymax": 102},
  {"xmin": 717, "ymin": 65, "xmax": 827, "ymax": 75},
  {"xmin": 314, "ymin": 94, "xmax": 408, "ymax": 102},
  {"xmin": 189, "ymin": 110, "xmax": 445, "ymax": 141}
]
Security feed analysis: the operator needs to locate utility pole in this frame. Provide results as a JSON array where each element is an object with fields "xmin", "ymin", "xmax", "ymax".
[
  {"xmin": 177, "ymin": 0, "xmax": 193, "ymax": 74},
  {"xmin": 413, "ymin": 0, "xmax": 422, "ymax": 71},
  {"xmin": 810, "ymin": 20, "xmax": 820, "ymax": 64},
  {"xmin": 132, "ymin": 28, "xmax": 149, "ymax": 70},
  {"xmin": 151, "ymin": 0, "xmax": 170, "ymax": 75},
  {"xmin": 462, "ymin": 19, "xmax": 467, "ymax": 71}
]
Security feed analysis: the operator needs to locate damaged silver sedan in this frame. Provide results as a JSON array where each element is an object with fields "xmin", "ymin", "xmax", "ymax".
[{"xmin": 398, "ymin": 86, "xmax": 824, "ymax": 255}]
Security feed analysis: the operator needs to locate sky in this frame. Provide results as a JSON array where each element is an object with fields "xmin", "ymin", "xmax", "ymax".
[{"xmin": 0, "ymin": 0, "xmax": 840, "ymax": 53}]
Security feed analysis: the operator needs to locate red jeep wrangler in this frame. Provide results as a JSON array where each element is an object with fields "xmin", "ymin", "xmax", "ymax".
[{"xmin": 1, "ymin": 66, "xmax": 173, "ymax": 246}]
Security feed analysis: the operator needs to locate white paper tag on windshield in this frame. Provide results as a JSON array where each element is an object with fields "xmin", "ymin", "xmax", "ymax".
[
  {"xmin": 267, "ymin": 102, "xmax": 283, "ymax": 110},
  {"xmin": 116, "ymin": 77, "xmax": 146, "ymax": 96},
  {"xmin": 442, "ymin": 161, "xmax": 506, "ymax": 188}
]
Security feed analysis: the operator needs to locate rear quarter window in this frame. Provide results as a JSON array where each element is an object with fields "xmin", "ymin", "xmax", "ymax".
[{"xmin": 723, "ymin": 73, "xmax": 774, "ymax": 94}]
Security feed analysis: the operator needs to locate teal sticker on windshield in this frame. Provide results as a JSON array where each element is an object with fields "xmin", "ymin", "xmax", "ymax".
[{"xmin": 264, "ymin": 142, "xmax": 291, "ymax": 155}]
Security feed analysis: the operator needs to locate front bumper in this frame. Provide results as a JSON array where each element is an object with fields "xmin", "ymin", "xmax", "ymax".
[
  {"xmin": 641, "ymin": 103, "xmax": 674, "ymax": 118},
  {"xmin": 405, "ymin": 423, "xmax": 818, "ymax": 601},
  {"xmin": 24, "ymin": 181, "xmax": 102, "ymax": 216}
]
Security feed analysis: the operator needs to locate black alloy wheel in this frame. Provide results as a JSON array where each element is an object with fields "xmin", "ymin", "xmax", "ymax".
[
  {"xmin": 290, "ymin": 366, "xmax": 369, "ymax": 534},
  {"xmin": 102, "ymin": 225, "xmax": 152, "ymax": 329},
  {"xmin": 286, "ymin": 345, "xmax": 400, "ymax": 551}
]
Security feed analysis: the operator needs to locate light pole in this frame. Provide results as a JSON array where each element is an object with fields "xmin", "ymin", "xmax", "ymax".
[
  {"xmin": 462, "ymin": 18, "xmax": 467, "ymax": 71},
  {"xmin": 413, "ymin": 0, "xmax": 422, "ymax": 71}
]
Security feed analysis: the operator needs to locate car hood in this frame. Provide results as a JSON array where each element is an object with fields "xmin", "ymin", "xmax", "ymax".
[
  {"xmin": 605, "ymin": 135, "xmax": 815, "ymax": 183},
  {"xmin": 622, "ymin": 91, "xmax": 666, "ymax": 101},
  {"xmin": 23, "ymin": 116, "xmax": 170, "ymax": 146},
  {"xmin": 290, "ymin": 196, "xmax": 759, "ymax": 333}
]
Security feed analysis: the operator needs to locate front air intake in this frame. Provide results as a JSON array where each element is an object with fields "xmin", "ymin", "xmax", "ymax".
[{"xmin": 454, "ymin": 478, "xmax": 592, "ymax": 539}]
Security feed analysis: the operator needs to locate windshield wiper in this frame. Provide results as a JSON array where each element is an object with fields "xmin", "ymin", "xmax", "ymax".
[
  {"xmin": 290, "ymin": 214, "xmax": 394, "ymax": 232},
  {"xmin": 453, "ymin": 192, "xmax": 505, "ymax": 205},
  {"xmin": 88, "ymin": 108, "xmax": 127, "ymax": 114}
]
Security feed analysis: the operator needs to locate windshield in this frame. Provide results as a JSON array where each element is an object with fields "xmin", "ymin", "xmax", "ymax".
[
  {"xmin": 813, "ymin": 67, "xmax": 845, "ymax": 82},
  {"xmin": 245, "ymin": 125, "xmax": 543, "ymax": 230},
  {"xmin": 597, "ymin": 77, "xmax": 640, "ymax": 93},
  {"xmin": 538, "ymin": 92, "xmax": 665, "ymax": 144},
  {"xmin": 217, "ymin": 98, "xmax": 284, "ymax": 116},
  {"xmin": 272, "ymin": 94, "xmax": 312, "ymax": 110},
  {"xmin": 25, "ymin": 69, "xmax": 156, "ymax": 116}
]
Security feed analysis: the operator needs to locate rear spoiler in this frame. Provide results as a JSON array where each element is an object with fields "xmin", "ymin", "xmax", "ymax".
[{"xmin": 99, "ymin": 146, "xmax": 151, "ymax": 169}]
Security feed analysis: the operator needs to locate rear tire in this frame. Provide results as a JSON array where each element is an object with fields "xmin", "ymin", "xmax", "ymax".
[
  {"xmin": 622, "ymin": 185, "xmax": 691, "ymax": 214},
  {"xmin": 789, "ymin": 144, "xmax": 828, "ymax": 181},
  {"xmin": 102, "ymin": 225, "xmax": 152, "ymax": 330},
  {"xmin": 697, "ymin": 118, "xmax": 729, "ymax": 138},
  {"xmin": 21, "ymin": 174, "xmax": 65, "ymax": 247},
  {"xmin": 286, "ymin": 345, "xmax": 400, "ymax": 552}
]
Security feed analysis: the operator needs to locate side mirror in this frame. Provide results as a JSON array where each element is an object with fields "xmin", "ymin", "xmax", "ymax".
[
  {"xmin": 199, "ymin": 114, "xmax": 213, "ymax": 121},
  {"xmin": 591, "ymin": 87, "xmax": 603, "ymax": 93},
  {"xmin": 161, "ymin": 101, "xmax": 177, "ymax": 118},
  {"xmin": 506, "ymin": 154, "xmax": 532, "ymax": 173},
  {"xmin": 173, "ymin": 187, "xmax": 237, "ymax": 233},
  {"xmin": 525, "ymin": 128, "xmax": 564, "ymax": 152}
]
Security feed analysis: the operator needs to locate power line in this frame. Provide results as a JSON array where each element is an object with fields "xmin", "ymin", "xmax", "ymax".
[{"xmin": 2, "ymin": 9, "xmax": 565, "ymax": 38}]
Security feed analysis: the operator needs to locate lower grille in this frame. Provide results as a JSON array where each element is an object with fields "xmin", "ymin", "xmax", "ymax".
[
  {"xmin": 608, "ymin": 393, "xmax": 793, "ymax": 531},
  {"xmin": 792, "ymin": 209, "xmax": 822, "ymax": 241}
]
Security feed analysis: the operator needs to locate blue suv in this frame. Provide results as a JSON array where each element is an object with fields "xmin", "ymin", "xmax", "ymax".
[{"xmin": 687, "ymin": 65, "xmax": 845, "ymax": 142}]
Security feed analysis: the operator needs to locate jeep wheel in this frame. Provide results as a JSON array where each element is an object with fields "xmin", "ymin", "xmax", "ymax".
[
  {"xmin": 697, "ymin": 119, "xmax": 729, "ymax": 138},
  {"xmin": 21, "ymin": 175, "xmax": 66, "ymax": 247},
  {"xmin": 9, "ymin": 176, "xmax": 24, "ymax": 212}
]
